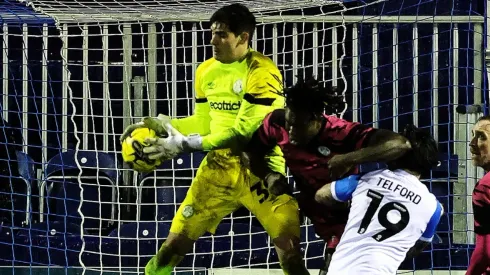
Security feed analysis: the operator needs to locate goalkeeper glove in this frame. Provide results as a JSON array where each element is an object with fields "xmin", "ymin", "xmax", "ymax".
[
  {"xmin": 143, "ymin": 123, "xmax": 203, "ymax": 161},
  {"xmin": 119, "ymin": 114, "xmax": 171, "ymax": 143}
]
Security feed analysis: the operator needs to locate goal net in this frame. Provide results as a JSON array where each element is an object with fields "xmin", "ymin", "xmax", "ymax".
[{"xmin": 0, "ymin": 0, "xmax": 487, "ymax": 273}]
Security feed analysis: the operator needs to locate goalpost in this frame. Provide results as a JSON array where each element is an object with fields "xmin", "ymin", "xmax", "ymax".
[{"xmin": 0, "ymin": 0, "xmax": 487, "ymax": 273}]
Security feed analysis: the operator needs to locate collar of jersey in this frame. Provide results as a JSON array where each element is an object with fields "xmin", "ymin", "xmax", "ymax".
[{"xmin": 217, "ymin": 48, "xmax": 254, "ymax": 65}]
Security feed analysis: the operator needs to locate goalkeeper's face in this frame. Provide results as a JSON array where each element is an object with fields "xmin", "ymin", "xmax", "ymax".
[
  {"xmin": 210, "ymin": 22, "xmax": 249, "ymax": 63},
  {"xmin": 285, "ymin": 107, "xmax": 322, "ymax": 146},
  {"xmin": 470, "ymin": 119, "xmax": 490, "ymax": 170}
]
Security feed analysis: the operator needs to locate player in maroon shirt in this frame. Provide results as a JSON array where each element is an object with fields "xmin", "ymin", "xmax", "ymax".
[
  {"xmin": 468, "ymin": 115, "xmax": 490, "ymax": 275},
  {"xmin": 243, "ymin": 76, "xmax": 412, "ymax": 274}
]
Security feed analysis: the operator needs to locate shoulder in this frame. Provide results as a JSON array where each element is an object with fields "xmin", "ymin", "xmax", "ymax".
[
  {"xmin": 324, "ymin": 115, "xmax": 374, "ymax": 137},
  {"xmin": 325, "ymin": 115, "xmax": 362, "ymax": 130},
  {"xmin": 479, "ymin": 172, "xmax": 490, "ymax": 188},
  {"xmin": 266, "ymin": 109, "xmax": 286, "ymax": 128},
  {"xmin": 261, "ymin": 109, "xmax": 286, "ymax": 133},
  {"xmin": 246, "ymin": 50, "xmax": 281, "ymax": 75},
  {"xmin": 196, "ymin": 58, "xmax": 217, "ymax": 74}
]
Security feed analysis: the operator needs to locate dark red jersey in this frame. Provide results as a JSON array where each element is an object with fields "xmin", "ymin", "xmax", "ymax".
[
  {"xmin": 248, "ymin": 109, "xmax": 375, "ymax": 226},
  {"xmin": 473, "ymin": 172, "xmax": 490, "ymax": 235},
  {"xmin": 468, "ymin": 172, "xmax": 490, "ymax": 274}
]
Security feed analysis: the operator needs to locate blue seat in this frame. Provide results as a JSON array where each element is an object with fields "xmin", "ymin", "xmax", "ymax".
[
  {"xmin": 16, "ymin": 151, "xmax": 36, "ymax": 182},
  {"xmin": 40, "ymin": 150, "xmax": 121, "ymax": 230},
  {"xmin": 10, "ymin": 151, "xmax": 36, "ymax": 226}
]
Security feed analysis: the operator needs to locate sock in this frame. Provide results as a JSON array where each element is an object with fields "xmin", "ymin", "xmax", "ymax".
[
  {"xmin": 144, "ymin": 245, "xmax": 184, "ymax": 275},
  {"xmin": 145, "ymin": 257, "xmax": 173, "ymax": 275}
]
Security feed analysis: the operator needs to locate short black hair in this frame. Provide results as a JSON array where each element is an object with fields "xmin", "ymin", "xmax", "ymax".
[
  {"xmin": 478, "ymin": 115, "xmax": 490, "ymax": 122},
  {"xmin": 284, "ymin": 76, "xmax": 346, "ymax": 116},
  {"xmin": 387, "ymin": 124, "xmax": 439, "ymax": 174},
  {"xmin": 210, "ymin": 4, "xmax": 256, "ymax": 42}
]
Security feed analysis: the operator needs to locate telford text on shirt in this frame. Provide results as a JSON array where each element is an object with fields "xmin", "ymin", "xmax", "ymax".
[{"xmin": 377, "ymin": 177, "xmax": 421, "ymax": 204}]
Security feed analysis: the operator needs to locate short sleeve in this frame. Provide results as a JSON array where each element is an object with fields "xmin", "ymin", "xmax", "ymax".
[
  {"xmin": 328, "ymin": 118, "xmax": 375, "ymax": 151},
  {"xmin": 246, "ymin": 110, "xmax": 283, "ymax": 154},
  {"xmin": 331, "ymin": 174, "xmax": 362, "ymax": 202},
  {"xmin": 473, "ymin": 180, "xmax": 490, "ymax": 208},
  {"xmin": 420, "ymin": 201, "xmax": 443, "ymax": 242}
]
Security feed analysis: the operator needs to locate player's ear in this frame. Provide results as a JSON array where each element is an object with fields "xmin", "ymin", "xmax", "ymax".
[{"xmin": 238, "ymin": 32, "xmax": 249, "ymax": 45}]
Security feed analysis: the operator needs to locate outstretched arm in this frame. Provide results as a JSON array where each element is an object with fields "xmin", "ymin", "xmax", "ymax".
[
  {"xmin": 327, "ymin": 125, "xmax": 411, "ymax": 179},
  {"xmin": 120, "ymin": 63, "xmax": 211, "ymax": 142},
  {"xmin": 143, "ymin": 63, "xmax": 284, "ymax": 161},
  {"xmin": 342, "ymin": 128, "xmax": 411, "ymax": 165}
]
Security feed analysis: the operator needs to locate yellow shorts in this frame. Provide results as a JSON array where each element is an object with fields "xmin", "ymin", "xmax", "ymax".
[{"xmin": 169, "ymin": 151, "xmax": 300, "ymax": 240}]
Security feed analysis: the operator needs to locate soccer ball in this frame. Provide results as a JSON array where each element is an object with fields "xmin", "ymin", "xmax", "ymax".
[{"xmin": 121, "ymin": 128, "xmax": 161, "ymax": 173}]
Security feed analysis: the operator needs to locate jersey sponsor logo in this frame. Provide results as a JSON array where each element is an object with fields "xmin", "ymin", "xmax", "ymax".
[
  {"xmin": 209, "ymin": 100, "xmax": 241, "ymax": 111},
  {"xmin": 318, "ymin": 146, "xmax": 331, "ymax": 156},
  {"xmin": 182, "ymin": 205, "xmax": 194, "ymax": 218}
]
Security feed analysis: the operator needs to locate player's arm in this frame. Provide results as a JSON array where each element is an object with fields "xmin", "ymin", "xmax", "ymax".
[
  {"xmin": 467, "ymin": 234, "xmax": 490, "ymax": 275},
  {"xmin": 120, "ymin": 64, "xmax": 211, "ymax": 142},
  {"xmin": 467, "ymin": 182, "xmax": 490, "ymax": 275},
  {"xmin": 242, "ymin": 111, "xmax": 292, "ymax": 196},
  {"xmin": 315, "ymin": 174, "xmax": 361, "ymax": 206},
  {"xmin": 405, "ymin": 201, "xmax": 443, "ymax": 259},
  {"xmin": 342, "ymin": 126, "xmax": 411, "ymax": 166},
  {"xmin": 242, "ymin": 110, "xmax": 283, "ymax": 177},
  {"xmin": 198, "ymin": 66, "xmax": 284, "ymax": 151},
  {"xmin": 143, "ymin": 64, "xmax": 283, "ymax": 160},
  {"xmin": 168, "ymin": 64, "xmax": 211, "ymax": 136}
]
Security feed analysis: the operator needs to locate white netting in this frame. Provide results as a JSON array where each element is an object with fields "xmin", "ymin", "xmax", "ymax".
[{"xmin": 17, "ymin": 0, "xmax": 351, "ymax": 273}]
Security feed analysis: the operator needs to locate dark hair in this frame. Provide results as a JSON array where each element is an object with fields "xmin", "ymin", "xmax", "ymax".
[
  {"xmin": 284, "ymin": 76, "xmax": 346, "ymax": 115},
  {"xmin": 387, "ymin": 124, "xmax": 439, "ymax": 174},
  {"xmin": 478, "ymin": 115, "xmax": 490, "ymax": 122},
  {"xmin": 210, "ymin": 4, "xmax": 256, "ymax": 42}
]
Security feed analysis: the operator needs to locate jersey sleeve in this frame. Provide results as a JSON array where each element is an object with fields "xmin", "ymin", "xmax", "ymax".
[
  {"xmin": 201, "ymin": 62, "xmax": 284, "ymax": 150},
  {"xmin": 331, "ymin": 174, "xmax": 362, "ymax": 202},
  {"xmin": 330, "ymin": 119, "xmax": 376, "ymax": 151},
  {"xmin": 170, "ymin": 63, "xmax": 212, "ymax": 136},
  {"xmin": 419, "ymin": 201, "xmax": 443, "ymax": 242},
  {"xmin": 246, "ymin": 110, "xmax": 284, "ymax": 153}
]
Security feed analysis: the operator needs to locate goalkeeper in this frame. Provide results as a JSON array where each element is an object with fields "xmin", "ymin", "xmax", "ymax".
[{"xmin": 120, "ymin": 4, "xmax": 308, "ymax": 275}]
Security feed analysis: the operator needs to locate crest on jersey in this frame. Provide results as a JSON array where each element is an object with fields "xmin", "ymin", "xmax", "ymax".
[
  {"xmin": 318, "ymin": 146, "xmax": 331, "ymax": 156},
  {"xmin": 233, "ymin": 79, "xmax": 243, "ymax": 94},
  {"xmin": 182, "ymin": 205, "xmax": 194, "ymax": 218}
]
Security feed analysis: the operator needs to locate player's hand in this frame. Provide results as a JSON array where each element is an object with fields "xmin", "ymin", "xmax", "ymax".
[
  {"xmin": 265, "ymin": 172, "xmax": 292, "ymax": 197},
  {"xmin": 119, "ymin": 114, "xmax": 171, "ymax": 143},
  {"xmin": 143, "ymin": 124, "xmax": 204, "ymax": 160},
  {"xmin": 327, "ymin": 154, "xmax": 355, "ymax": 180},
  {"xmin": 143, "ymin": 123, "xmax": 185, "ymax": 160}
]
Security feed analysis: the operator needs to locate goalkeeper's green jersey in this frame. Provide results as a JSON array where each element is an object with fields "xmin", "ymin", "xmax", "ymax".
[{"xmin": 170, "ymin": 49, "xmax": 285, "ymax": 173}]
